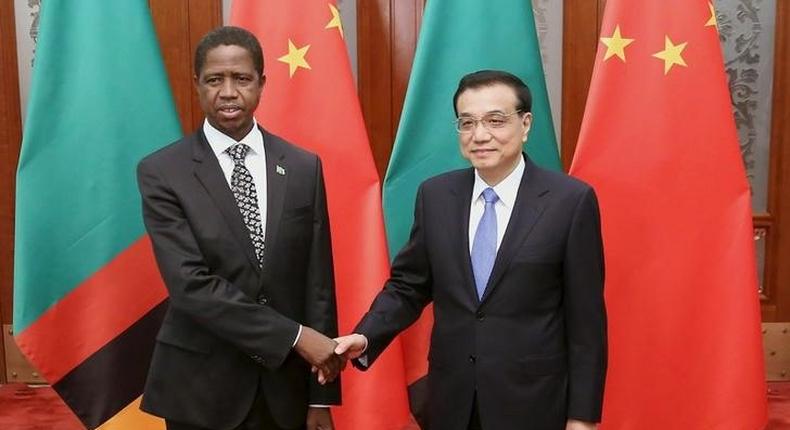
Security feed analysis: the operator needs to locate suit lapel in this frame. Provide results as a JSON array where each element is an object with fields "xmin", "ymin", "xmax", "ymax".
[
  {"xmin": 260, "ymin": 128, "xmax": 287, "ymax": 271},
  {"xmin": 191, "ymin": 129, "xmax": 261, "ymax": 273},
  {"xmin": 449, "ymin": 169, "xmax": 480, "ymax": 307},
  {"xmin": 480, "ymin": 155, "xmax": 549, "ymax": 304}
]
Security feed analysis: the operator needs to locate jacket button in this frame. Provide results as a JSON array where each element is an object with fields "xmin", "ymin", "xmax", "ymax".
[
  {"xmin": 469, "ymin": 355, "xmax": 476, "ymax": 363},
  {"xmin": 476, "ymin": 311, "xmax": 485, "ymax": 321},
  {"xmin": 257, "ymin": 296, "xmax": 268, "ymax": 305}
]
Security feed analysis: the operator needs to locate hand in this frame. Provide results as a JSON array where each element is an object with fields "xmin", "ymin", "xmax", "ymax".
[
  {"xmin": 566, "ymin": 419, "xmax": 598, "ymax": 430},
  {"xmin": 294, "ymin": 326, "xmax": 342, "ymax": 384},
  {"xmin": 306, "ymin": 407, "xmax": 334, "ymax": 430},
  {"xmin": 333, "ymin": 333, "xmax": 368, "ymax": 360}
]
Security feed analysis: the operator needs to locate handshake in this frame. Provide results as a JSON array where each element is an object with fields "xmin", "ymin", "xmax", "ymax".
[{"xmin": 294, "ymin": 327, "xmax": 368, "ymax": 384}]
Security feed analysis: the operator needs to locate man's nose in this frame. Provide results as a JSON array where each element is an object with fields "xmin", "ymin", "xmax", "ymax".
[
  {"xmin": 219, "ymin": 79, "xmax": 237, "ymax": 98},
  {"xmin": 472, "ymin": 121, "xmax": 491, "ymax": 141}
]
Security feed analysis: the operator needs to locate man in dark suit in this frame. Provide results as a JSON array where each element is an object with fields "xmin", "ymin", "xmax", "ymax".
[
  {"xmin": 335, "ymin": 70, "xmax": 607, "ymax": 430},
  {"xmin": 137, "ymin": 27, "xmax": 341, "ymax": 430}
]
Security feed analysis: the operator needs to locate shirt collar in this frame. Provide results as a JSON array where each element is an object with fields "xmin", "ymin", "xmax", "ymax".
[
  {"xmin": 203, "ymin": 119, "xmax": 265, "ymax": 158},
  {"xmin": 472, "ymin": 154, "xmax": 526, "ymax": 209}
]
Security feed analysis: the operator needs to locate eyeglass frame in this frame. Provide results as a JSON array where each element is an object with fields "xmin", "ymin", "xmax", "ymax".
[{"xmin": 454, "ymin": 110, "xmax": 526, "ymax": 134}]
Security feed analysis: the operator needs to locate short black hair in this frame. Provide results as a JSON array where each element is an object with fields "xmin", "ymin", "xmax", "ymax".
[
  {"xmin": 194, "ymin": 26, "xmax": 264, "ymax": 77},
  {"xmin": 453, "ymin": 70, "xmax": 532, "ymax": 116}
]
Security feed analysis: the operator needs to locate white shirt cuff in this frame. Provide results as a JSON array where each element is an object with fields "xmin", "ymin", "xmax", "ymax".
[
  {"xmin": 358, "ymin": 334, "xmax": 369, "ymax": 367},
  {"xmin": 292, "ymin": 324, "xmax": 303, "ymax": 347}
]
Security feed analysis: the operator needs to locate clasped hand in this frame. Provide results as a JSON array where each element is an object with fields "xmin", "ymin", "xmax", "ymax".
[
  {"xmin": 294, "ymin": 326, "xmax": 345, "ymax": 384},
  {"xmin": 297, "ymin": 330, "xmax": 369, "ymax": 384}
]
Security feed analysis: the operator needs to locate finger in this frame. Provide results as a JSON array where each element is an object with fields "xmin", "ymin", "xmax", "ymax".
[
  {"xmin": 323, "ymin": 363, "xmax": 339, "ymax": 382},
  {"xmin": 334, "ymin": 341, "xmax": 349, "ymax": 355}
]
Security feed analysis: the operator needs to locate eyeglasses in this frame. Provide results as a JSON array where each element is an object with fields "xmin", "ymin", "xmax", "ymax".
[{"xmin": 455, "ymin": 111, "xmax": 523, "ymax": 133}]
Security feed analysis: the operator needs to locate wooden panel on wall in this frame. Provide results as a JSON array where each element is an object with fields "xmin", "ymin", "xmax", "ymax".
[
  {"xmin": 764, "ymin": 0, "xmax": 790, "ymax": 321},
  {"xmin": 149, "ymin": 0, "xmax": 222, "ymax": 133},
  {"xmin": 390, "ymin": 0, "xmax": 424, "ymax": 148},
  {"xmin": 0, "ymin": 0, "xmax": 23, "ymax": 384},
  {"xmin": 560, "ymin": 0, "xmax": 603, "ymax": 170},
  {"xmin": 358, "ymin": 0, "xmax": 424, "ymax": 180}
]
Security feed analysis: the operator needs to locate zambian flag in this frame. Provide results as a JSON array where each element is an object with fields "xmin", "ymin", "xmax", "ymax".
[{"xmin": 13, "ymin": 1, "xmax": 181, "ymax": 428}]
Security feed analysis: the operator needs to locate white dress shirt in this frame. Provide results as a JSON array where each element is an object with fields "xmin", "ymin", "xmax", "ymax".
[{"xmin": 468, "ymin": 155, "xmax": 526, "ymax": 253}]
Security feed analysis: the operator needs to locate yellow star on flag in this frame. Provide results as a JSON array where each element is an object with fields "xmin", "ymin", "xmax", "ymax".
[
  {"xmin": 706, "ymin": 2, "xmax": 718, "ymax": 28},
  {"xmin": 326, "ymin": 3, "xmax": 344, "ymax": 39},
  {"xmin": 652, "ymin": 36, "xmax": 688, "ymax": 75},
  {"xmin": 600, "ymin": 25, "xmax": 634, "ymax": 62},
  {"xmin": 278, "ymin": 39, "xmax": 311, "ymax": 77}
]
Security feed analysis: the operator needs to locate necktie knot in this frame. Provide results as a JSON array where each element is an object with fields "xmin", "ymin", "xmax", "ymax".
[
  {"xmin": 482, "ymin": 188, "xmax": 499, "ymax": 204},
  {"xmin": 227, "ymin": 143, "xmax": 250, "ymax": 164}
]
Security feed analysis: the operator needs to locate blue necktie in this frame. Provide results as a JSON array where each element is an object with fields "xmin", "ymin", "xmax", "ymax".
[{"xmin": 471, "ymin": 188, "xmax": 499, "ymax": 299}]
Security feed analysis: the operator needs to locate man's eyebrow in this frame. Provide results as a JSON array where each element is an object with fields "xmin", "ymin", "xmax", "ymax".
[{"xmin": 458, "ymin": 109, "xmax": 508, "ymax": 116}]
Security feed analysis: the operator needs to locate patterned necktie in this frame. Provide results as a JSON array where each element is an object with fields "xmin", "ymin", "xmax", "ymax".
[
  {"xmin": 471, "ymin": 187, "xmax": 499, "ymax": 299},
  {"xmin": 226, "ymin": 143, "xmax": 264, "ymax": 265}
]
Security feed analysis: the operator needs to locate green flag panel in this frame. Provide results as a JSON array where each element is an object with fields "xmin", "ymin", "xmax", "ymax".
[{"xmin": 14, "ymin": 0, "xmax": 182, "ymax": 331}]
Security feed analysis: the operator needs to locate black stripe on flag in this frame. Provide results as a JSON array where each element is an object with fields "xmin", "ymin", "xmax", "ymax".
[{"xmin": 52, "ymin": 300, "xmax": 168, "ymax": 428}]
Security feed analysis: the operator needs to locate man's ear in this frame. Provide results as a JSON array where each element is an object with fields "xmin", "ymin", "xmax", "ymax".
[
  {"xmin": 523, "ymin": 112, "xmax": 533, "ymax": 129},
  {"xmin": 522, "ymin": 112, "xmax": 533, "ymax": 142}
]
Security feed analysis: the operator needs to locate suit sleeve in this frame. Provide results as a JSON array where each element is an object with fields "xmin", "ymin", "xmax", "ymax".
[
  {"xmin": 353, "ymin": 184, "xmax": 433, "ymax": 368},
  {"xmin": 304, "ymin": 159, "xmax": 341, "ymax": 404},
  {"xmin": 564, "ymin": 186, "xmax": 607, "ymax": 422},
  {"xmin": 137, "ymin": 158, "xmax": 300, "ymax": 371}
]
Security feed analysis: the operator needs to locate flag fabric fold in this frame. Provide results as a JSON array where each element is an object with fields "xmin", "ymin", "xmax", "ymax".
[
  {"xmin": 230, "ymin": 2, "xmax": 413, "ymax": 428},
  {"xmin": 381, "ymin": 0, "xmax": 561, "ymax": 423},
  {"xmin": 14, "ymin": 0, "xmax": 181, "ymax": 428},
  {"xmin": 570, "ymin": 1, "xmax": 767, "ymax": 428}
]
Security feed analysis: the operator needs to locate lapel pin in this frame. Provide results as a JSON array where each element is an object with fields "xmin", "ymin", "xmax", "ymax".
[{"xmin": 276, "ymin": 165, "xmax": 286, "ymax": 176}]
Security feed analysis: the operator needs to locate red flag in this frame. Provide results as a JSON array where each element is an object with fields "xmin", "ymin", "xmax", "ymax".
[
  {"xmin": 230, "ymin": 2, "xmax": 413, "ymax": 429},
  {"xmin": 570, "ymin": 1, "xmax": 767, "ymax": 428}
]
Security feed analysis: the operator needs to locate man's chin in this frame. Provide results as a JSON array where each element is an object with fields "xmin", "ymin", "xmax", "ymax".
[{"xmin": 216, "ymin": 121, "xmax": 253, "ymax": 140}]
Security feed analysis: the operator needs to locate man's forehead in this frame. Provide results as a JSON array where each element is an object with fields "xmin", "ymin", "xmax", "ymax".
[
  {"xmin": 456, "ymin": 85, "xmax": 518, "ymax": 114},
  {"xmin": 200, "ymin": 47, "xmax": 256, "ymax": 73}
]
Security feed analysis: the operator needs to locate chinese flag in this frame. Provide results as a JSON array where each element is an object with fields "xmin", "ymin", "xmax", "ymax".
[
  {"xmin": 570, "ymin": 1, "xmax": 767, "ymax": 428},
  {"xmin": 231, "ymin": 2, "xmax": 413, "ymax": 429}
]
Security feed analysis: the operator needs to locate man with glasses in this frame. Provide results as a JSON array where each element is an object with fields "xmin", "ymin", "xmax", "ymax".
[{"xmin": 335, "ymin": 70, "xmax": 607, "ymax": 430}]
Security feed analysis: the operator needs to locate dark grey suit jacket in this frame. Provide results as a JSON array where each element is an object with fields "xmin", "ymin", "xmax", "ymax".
[
  {"xmin": 355, "ymin": 155, "xmax": 606, "ymax": 430},
  {"xmin": 137, "ymin": 126, "xmax": 339, "ymax": 430}
]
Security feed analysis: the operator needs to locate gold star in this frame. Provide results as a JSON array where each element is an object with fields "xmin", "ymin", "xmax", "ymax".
[
  {"xmin": 278, "ymin": 39, "xmax": 311, "ymax": 78},
  {"xmin": 326, "ymin": 3, "xmax": 344, "ymax": 39},
  {"xmin": 600, "ymin": 25, "xmax": 634, "ymax": 62},
  {"xmin": 652, "ymin": 36, "xmax": 688, "ymax": 75},
  {"xmin": 706, "ymin": 2, "xmax": 718, "ymax": 28}
]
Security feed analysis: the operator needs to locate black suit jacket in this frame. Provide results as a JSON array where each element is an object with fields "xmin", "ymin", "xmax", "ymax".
[
  {"xmin": 355, "ymin": 155, "xmax": 606, "ymax": 430},
  {"xmin": 137, "ymin": 126, "xmax": 340, "ymax": 430}
]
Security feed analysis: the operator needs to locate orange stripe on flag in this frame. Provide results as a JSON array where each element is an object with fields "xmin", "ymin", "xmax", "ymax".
[
  {"xmin": 97, "ymin": 396, "xmax": 165, "ymax": 430},
  {"xmin": 15, "ymin": 236, "xmax": 167, "ymax": 383}
]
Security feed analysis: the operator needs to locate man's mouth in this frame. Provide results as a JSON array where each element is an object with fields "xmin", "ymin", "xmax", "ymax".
[{"xmin": 218, "ymin": 105, "xmax": 241, "ymax": 119}]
